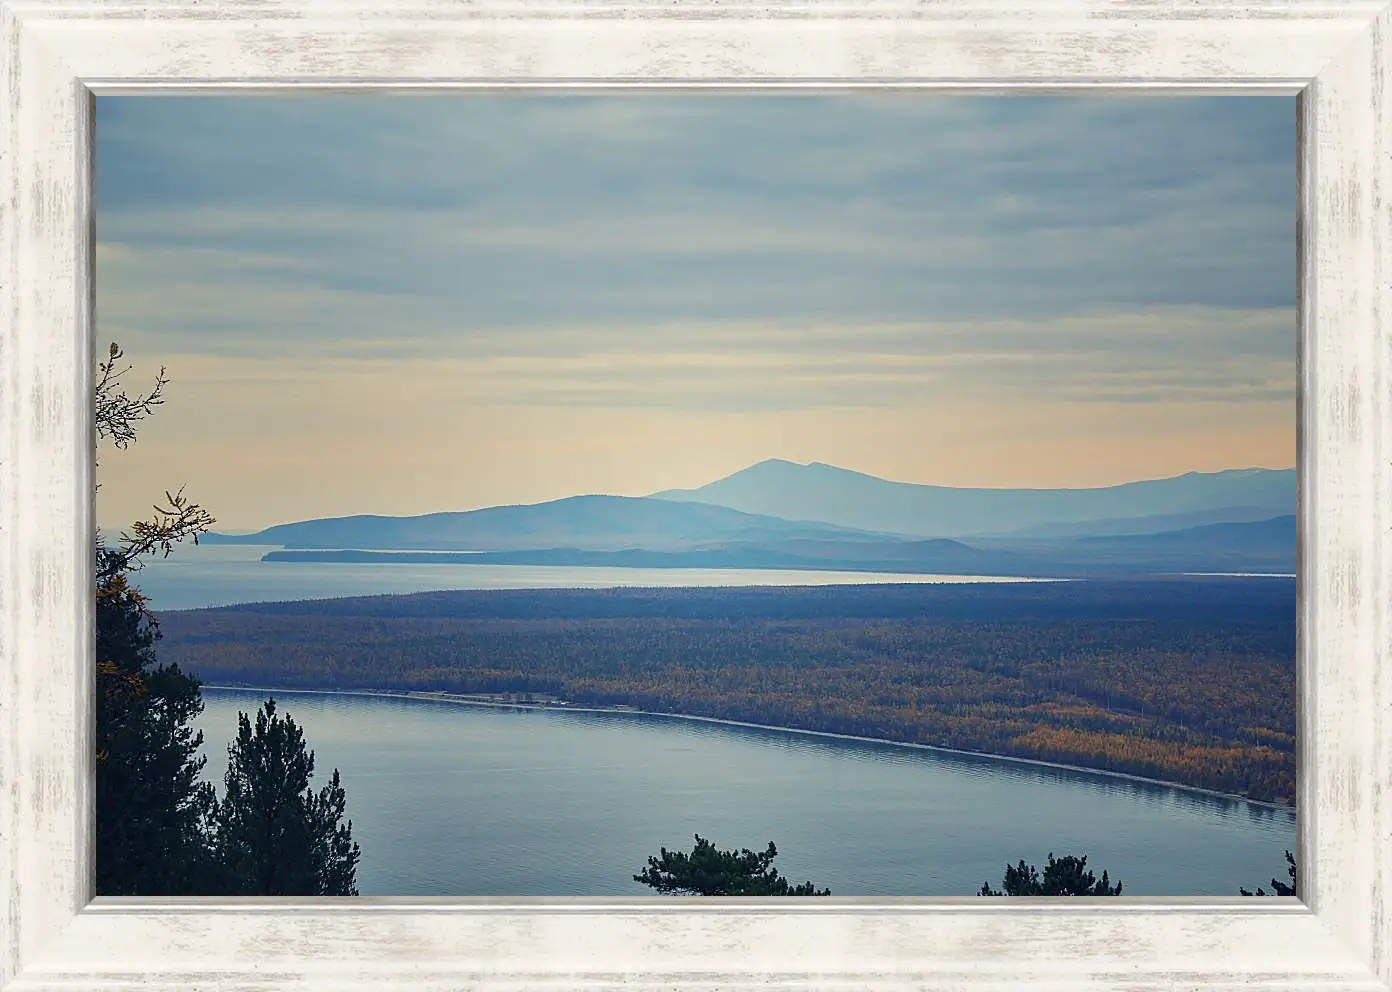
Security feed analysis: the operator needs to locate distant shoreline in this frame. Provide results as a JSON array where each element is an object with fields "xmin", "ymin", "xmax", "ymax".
[
  {"xmin": 257, "ymin": 547, "xmax": 1296, "ymax": 580},
  {"xmin": 258, "ymin": 547, "xmax": 1072, "ymax": 580},
  {"xmin": 200, "ymin": 682, "xmax": 1296, "ymax": 813}
]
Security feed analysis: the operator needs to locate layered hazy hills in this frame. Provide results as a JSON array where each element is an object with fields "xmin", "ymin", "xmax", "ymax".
[
  {"xmin": 262, "ymin": 535, "xmax": 1006, "ymax": 573},
  {"xmin": 209, "ymin": 459, "xmax": 1296, "ymax": 576},
  {"xmin": 202, "ymin": 493, "xmax": 908, "ymax": 552},
  {"xmin": 261, "ymin": 518, "xmax": 1294, "ymax": 576},
  {"xmin": 651, "ymin": 458, "xmax": 1295, "ymax": 539}
]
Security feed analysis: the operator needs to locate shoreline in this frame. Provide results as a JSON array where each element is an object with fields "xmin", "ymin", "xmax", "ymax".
[{"xmin": 201, "ymin": 682, "xmax": 1295, "ymax": 813}]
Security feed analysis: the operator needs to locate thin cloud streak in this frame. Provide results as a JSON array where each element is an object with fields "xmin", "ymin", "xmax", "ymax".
[{"xmin": 94, "ymin": 94, "xmax": 1296, "ymax": 527}]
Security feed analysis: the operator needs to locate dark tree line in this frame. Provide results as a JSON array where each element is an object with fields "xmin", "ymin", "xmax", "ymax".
[
  {"xmin": 632, "ymin": 837, "xmax": 1125, "ymax": 897},
  {"xmin": 161, "ymin": 590, "xmax": 1296, "ymax": 803},
  {"xmin": 635, "ymin": 836, "xmax": 831, "ymax": 896},
  {"xmin": 95, "ymin": 344, "xmax": 359, "ymax": 896},
  {"xmin": 635, "ymin": 838, "xmax": 1299, "ymax": 899},
  {"xmin": 1241, "ymin": 850, "xmax": 1297, "ymax": 897},
  {"xmin": 980, "ymin": 853, "xmax": 1122, "ymax": 896}
]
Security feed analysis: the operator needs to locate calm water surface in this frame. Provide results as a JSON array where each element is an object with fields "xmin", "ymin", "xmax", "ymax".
[
  {"xmin": 196, "ymin": 687, "xmax": 1296, "ymax": 897},
  {"xmin": 134, "ymin": 544, "xmax": 1058, "ymax": 611}
]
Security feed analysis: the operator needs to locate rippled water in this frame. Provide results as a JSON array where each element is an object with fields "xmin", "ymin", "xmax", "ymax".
[{"xmin": 196, "ymin": 687, "xmax": 1296, "ymax": 897}]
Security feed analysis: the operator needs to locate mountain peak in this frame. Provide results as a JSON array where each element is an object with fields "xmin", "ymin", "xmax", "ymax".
[
  {"xmin": 650, "ymin": 460, "xmax": 1295, "ymax": 539},
  {"xmin": 734, "ymin": 458, "xmax": 888, "ymax": 483}
]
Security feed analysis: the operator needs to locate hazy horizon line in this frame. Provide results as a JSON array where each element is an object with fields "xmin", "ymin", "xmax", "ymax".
[{"xmin": 98, "ymin": 458, "xmax": 1298, "ymax": 534}]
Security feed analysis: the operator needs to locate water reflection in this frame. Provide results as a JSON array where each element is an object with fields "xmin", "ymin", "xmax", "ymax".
[{"xmin": 196, "ymin": 687, "xmax": 1295, "ymax": 898}]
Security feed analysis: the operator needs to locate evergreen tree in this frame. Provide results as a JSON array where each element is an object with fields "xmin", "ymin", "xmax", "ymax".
[
  {"xmin": 95, "ymin": 343, "xmax": 358, "ymax": 897},
  {"xmin": 980, "ymin": 853, "xmax": 1123, "ymax": 896},
  {"xmin": 95, "ymin": 565, "xmax": 219, "ymax": 894},
  {"xmin": 635, "ymin": 835, "xmax": 830, "ymax": 896},
  {"xmin": 94, "ymin": 343, "xmax": 220, "ymax": 895},
  {"xmin": 214, "ymin": 698, "xmax": 361, "ymax": 895},
  {"xmin": 1241, "ymin": 849, "xmax": 1297, "ymax": 896}
]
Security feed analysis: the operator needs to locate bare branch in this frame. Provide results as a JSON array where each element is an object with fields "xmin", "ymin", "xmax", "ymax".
[
  {"xmin": 94, "ymin": 343, "xmax": 217, "ymax": 589},
  {"xmin": 95, "ymin": 341, "xmax": 169, "ymax": 453},
  {"xmin": 97, "ymin": 487, "xmax": 216, "ymax": 586}
]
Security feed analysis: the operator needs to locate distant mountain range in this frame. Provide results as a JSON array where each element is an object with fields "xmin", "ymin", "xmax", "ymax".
[
  {"xmin": 202, "ymin": 493, "xmax": 906, "ymax": 552},
  {"xmin": 651, "ymin": 458, "xmax": 1295, "ymax": 539},
  {"xmin": 206, "ymin": 460, "xmax": 1297, "ymax": 577}
]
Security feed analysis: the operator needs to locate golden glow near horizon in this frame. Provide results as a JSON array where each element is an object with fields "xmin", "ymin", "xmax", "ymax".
[
  {"xmin": 96, "ymin": 331, "xmax": 1295, "ymax": 531},
  {"xmin": 94, "ymin": 96, "xmax": 1295, "ymax": 532}
]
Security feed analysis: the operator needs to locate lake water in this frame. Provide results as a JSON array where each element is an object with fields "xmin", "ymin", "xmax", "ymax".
[
  {"xmin": 196, "ymin": 687, "xmax": 1296, "ymax": 898},
  {"xmin": 135, "ymin": 544, "xmax": 1060, "ymax": 611}
]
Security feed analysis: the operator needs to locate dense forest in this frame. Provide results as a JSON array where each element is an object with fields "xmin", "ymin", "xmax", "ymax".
[{"xmin": 157, "ymin": 578, "xmax": 1296, "ymax": 804}]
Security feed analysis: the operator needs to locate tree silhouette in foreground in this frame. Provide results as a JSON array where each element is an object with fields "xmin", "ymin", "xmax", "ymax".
[
  {"xmin": 95, "ymin": 571, "xmax": 221, "ymax": 894},
  {"xmin": 980, "ymin": 853, "xmax": 1123, "ymax": 896},
  {"xmin": 95, "ymin": 343, "xmax": 359, "ymax": 896},
  {"xmin": 215, "ymin": 698, "xmax": 361, "ymax": 896},
  {"xmin": 1241, "ymin": 849, "xmax": 1297, "ymax": 897},
  {"xmin": 95, "ymin": 342, "xmax": 220, "ymax": 894},
  {"xmin": 635, "ymin": 835, "xmax": 830, "ymax": 896},
  {"xmin": 95, "ymin": 343, "xmax": 215, "ymax": 587}
]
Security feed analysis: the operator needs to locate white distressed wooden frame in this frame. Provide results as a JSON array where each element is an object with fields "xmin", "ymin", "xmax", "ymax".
[{"xmin": 0, "ymin": 0, "xmax": 1388, "ymax": 989}]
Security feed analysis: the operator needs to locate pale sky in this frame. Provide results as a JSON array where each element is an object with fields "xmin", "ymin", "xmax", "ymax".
[{"xmin": 95, "ymin": 95, "xmax": 1296, "ymax": 532}]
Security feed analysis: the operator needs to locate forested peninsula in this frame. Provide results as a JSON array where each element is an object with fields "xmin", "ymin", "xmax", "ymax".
[{"xmin": 157, "ymin": 578, "xmax": 1297, "ymax": 805}]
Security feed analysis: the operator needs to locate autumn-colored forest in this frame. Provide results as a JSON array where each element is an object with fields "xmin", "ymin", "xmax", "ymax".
[{"xmin": 156, "ymin": 578, "xmax": 1296, "ymax": 804}]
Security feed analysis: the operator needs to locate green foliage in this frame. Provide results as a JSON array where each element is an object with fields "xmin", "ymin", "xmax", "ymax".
[
  {"xmin": 214, "ymin": 698, "xmax": 361, "ymax": 896},
  {"xmin": 980, "ymin": 853, "xmax": 1123, "ymax": 896},
  {"xmin": 1241, "ymin": 849, "xmax": 1297, "ymax": 897},
  {"xmin": 635, "ymin": 835, "xmax": 830, "ymax": 896},
  {"xmin": 95, "ymin": 572, "xmax": 220, "ymax": 895}
]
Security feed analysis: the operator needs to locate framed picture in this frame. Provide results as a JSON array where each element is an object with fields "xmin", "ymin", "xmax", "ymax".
[{"xmin": 2, "ymin": 1, "xmax": 1389, "ymax": 989}]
